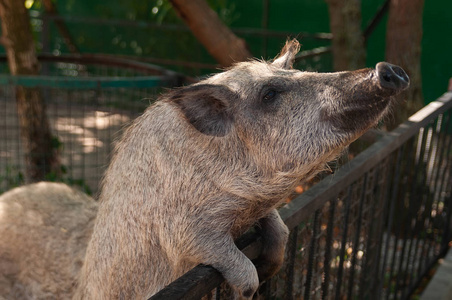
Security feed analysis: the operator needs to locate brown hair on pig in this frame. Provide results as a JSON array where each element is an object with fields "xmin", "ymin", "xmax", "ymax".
[
  {"xmin": 0, "ymin": 182, "xmax": 97, "ymax": 299},
  {"xmin": 75, "ymin": 39, "xmax": 409, "ymax": 299}
]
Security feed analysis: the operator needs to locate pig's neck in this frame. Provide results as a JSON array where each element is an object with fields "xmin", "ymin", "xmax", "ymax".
[{"xmin": 214, "ymin": 142, "xmax": 346, "ymax": 231}]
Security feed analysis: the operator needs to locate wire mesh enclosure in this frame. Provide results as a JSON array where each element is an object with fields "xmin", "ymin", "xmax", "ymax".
[
  {"xmin": 150, "ymin": 92, "xmax": 452, "ymax": 300},
  {"xmin": 0, "ymin": 55, "xmax": 181, "ymax": 194}
]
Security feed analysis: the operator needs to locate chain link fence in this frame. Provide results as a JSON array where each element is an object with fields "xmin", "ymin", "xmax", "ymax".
[{"xmin": 0, "ymin": 55, "xmax": 182, "ymax": 194}]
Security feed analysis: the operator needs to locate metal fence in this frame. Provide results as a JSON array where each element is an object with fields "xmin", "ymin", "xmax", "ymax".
[
  {"xmin": 151, "ymin": 91, "xmax": 452, "ymax": 300},
  {"xmin": 0, "ymin": 55, "xmax": 182, "ymax": 194}
]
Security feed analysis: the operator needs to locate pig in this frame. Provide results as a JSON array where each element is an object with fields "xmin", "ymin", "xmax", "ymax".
[
  {"xmin": 75, "ymin": 39, "xmax": 409, "ymax": 299},
  {"xmin": 0, "ymin": 39, "xmax": 409, "ymax": 299},
  {"xmin": 0, "ymin": 182, "xmax": 97, "ymax": 300}
]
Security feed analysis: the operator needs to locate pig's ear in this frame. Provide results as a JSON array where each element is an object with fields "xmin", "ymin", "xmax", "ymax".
[
  {"xmin": 272, "ymin": 39, "xmax": 301, "ymax": 69},
  {"xmin": 169, "ymin": 84, "xmax": 234, "ymax": 137}
]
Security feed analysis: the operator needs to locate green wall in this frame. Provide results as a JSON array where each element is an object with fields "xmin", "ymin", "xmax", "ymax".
[{"xmin": 230, "ymin": 0, "xmax": 452, "ymax": 103}]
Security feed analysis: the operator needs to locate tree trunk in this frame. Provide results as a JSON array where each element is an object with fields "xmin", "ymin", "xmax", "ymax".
[
  {"xmin": 169, "ymin": 0, "xmax": 252, "ymax": 67},
  {"xmin": 0, "ymin": 0, "xmax": 59, "ymax": 182},
  {"xmin": 326, "ymin": 0, "xmax": 366, "ymax": 71},
  {"xmin": 385, "ymin": 0, "xmax": 425, "ymax": 130},
  {"xmin": 42, "ymin": 0, "xmax": 80, "ymax": 54}
]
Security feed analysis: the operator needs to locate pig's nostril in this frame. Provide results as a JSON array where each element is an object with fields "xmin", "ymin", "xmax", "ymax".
[
  {"xmin": 382, "ymin": 73, "xmax": 391, "ymax": 83},
  {"xmin": 376, "ymin": 62, "xmax": 410, "ymax": 91},
  {"xmin": 393, "ymin": 65, "xmax": 409, "ymax": 82}
]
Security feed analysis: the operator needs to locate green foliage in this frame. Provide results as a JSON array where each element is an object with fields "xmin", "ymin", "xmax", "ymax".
[
  {"xmin": 0, "ymin": 166, "xmax": 25, "ymax": 193},
  {"xmin": 28, "ymin": 0, "xmax": 239, "ymax": 76},
  {"xmin": 0, "ymin": 163, "xmax": 92, "ymax": 195},
  {"xmin": 44, "ymin": 163, "xmax": 93, "ymax": 195},
  {"xmin": 51, "ymin": 135, "xmax": 63, "ymax": 150}
]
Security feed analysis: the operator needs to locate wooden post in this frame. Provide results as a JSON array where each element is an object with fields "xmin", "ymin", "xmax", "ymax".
[
  {"xmin": 169, "ymin": 0, "xmax": 252, "ymax": 67},
  {"xmin": 0, "ymin": 0, "xmax": 60, "ymax": 182},
  {"xmin": 325, "ymin": 0, "xmax": 366, "ymax": 71},
  {"xmin": 385, "ymin": 0, "xmax": 425, "ymax": 130}
]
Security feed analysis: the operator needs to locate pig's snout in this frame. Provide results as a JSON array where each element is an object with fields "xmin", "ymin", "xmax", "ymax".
[{"xmin": 376, "ymin": 62, "xmax": 410, "ymax": 91}]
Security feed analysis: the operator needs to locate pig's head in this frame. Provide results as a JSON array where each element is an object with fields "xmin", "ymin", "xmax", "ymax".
[{"xmin": 169, "ymin": 39, "xmax": 409, "ymax": 182}]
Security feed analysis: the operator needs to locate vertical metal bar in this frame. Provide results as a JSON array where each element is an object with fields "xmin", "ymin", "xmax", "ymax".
[
  {"xmin": 420, "ymin": 114, "xmax": 452, "ymax": 274},
  {"xmin": 435, "ymin": 111, "xmax": 452, "ymax": 208},
  {"xmin": 408, "ymin": 115, "xmax": 452, "ymax": 299},
  {"xmin": 430, "ymin": 114, "xmax": 450, "ymax": 211},
  {"xmin": 397, "ymin": 130, "xmax": 427, "ymax": 299},
  {"xmin": 322, "ymin": 199, "xmax": 337, "ymax": 300},
  {"xmin": 304, "ymin": 210, "xmax": 321, "ymax": 300},
  {"xmin": 380, "ymin": 145, "xmax": 404, "ymax": 300},
  {"xmin": 412, "ymin": 124, "xmax": 437, "ymax": 282},
  {"xmin": 373, "ymin": 156, "xmax": 394, "ymax": 300},
  {"xmin": 425, "ymin": 116, "xmax": 442, "ymax": 185},
  {"xmin": 440, "ymin": 176, "xmax": 452, "ymax": 252},
  {"xmin": 424, "ymin": 115, "xmax": 446, "ymax": 210},
  {"xmin": 400, "ymin": 214, "xmax": 420, "ymax": 296},
  {"xmin": 403, "ymin": 117, "xmax": 446, "ymax": 296},
  {"xmin": 347, "ymin": 173, "xmax": 368, "ymax": 299},
  {"xmin": 435, "ymin": 112, "xmax": 452, "ymax": 208},
  {"xmin": 438, "ymin": 113, "xmax": 452, "ymax": 249},
  {"xmin": 405, "ymin": 249, "xmax": 450, "ymax": 298},
  {"xmin": 215, "ymin": 286, "xmax": 220, "ymax": 300},
  {"xmin": 359, "ymin": 166, "xmax": 382, "ymax": 300},
  {"xmin": 334, "ymin": 186, "xmax": 353, "ymax": 300},
  {"xmin": 394, "ymin": 123, "xmax": 431, "ymax": 297},
  {"xmin": 258, "ymin": 279, "xmax": 270, "ymax": 299},
  {"xmin": 284, "ymin": 226, "xmax": 299, "ymax": 300},
  {"xmin": 389, "ymin": 135, "xmax": 418, "ymax": 299}
]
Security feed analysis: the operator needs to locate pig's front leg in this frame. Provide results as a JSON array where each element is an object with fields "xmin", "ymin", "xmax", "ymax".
[
  {"xmin": 196, "ymin": 233, "xmax": 259, "ymax": 299},
  {"xmin": 254, "ymin": 209, "xmax": 289, "ymax": 281}
]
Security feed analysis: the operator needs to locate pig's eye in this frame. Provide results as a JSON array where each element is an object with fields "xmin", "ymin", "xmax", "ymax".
[{"xmin": 262, "ymin": 89, "xmax": 278, "ymax": 103}]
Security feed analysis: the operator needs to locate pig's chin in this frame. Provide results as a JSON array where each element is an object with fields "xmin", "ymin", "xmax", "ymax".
[{"xmin": 322, "ymin": 95, "xmax": 392, "ymax": 137}]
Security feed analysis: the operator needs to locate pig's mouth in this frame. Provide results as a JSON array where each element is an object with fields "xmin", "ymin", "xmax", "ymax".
[{"xmin": 322, "ymin": 62, "xmax": 410, "ymax": 133}]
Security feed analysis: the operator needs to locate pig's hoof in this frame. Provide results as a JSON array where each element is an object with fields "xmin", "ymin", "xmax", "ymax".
[
  {"xmin": 232, "ymin": 286, "xmax": 257, "ymax": 300},
  {"xmin": 226, "ymin": 264, "xmax": 259, "ymax": 299},
  {"xmin": 237, "ymin": 279, "xmax": 258, "ymax": 299},
  {"xmin": 242, "ymin": 288, "xmax": 255, "ymax": 298}
]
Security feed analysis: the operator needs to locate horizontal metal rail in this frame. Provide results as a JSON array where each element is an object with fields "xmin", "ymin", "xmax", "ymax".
[
  {"xmin": 0, "ymin": 54, "xmax": 187, "ymax": 87},
  {"xmin": 0, "ymin": 74, "xmax": 176, "ymax": 89},
  {"xmin": 0, "ymin": 53, "xmax": 179, "ymax": 76}
]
